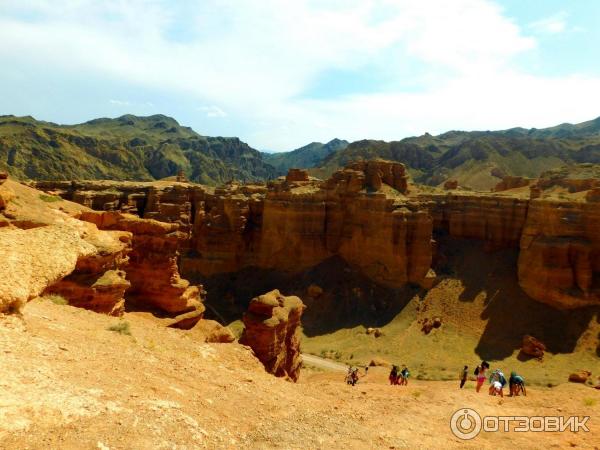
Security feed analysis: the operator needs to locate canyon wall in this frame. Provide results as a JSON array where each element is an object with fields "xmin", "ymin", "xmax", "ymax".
[
  {"xmin": 30, "ymin": 163, "xmax": 600, "ymax": 310},
  {"xmin": 0, "ymin": 179, "xmax": 206, "ymax": 326}
]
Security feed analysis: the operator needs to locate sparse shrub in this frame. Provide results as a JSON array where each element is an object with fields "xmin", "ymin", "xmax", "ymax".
[
  {"xmin": 412, "ymin": 390, "xmax": 422, "ymax": 398},
  {"xmin": 583, "ymin": 398, "xmax": 597, "ymax": 407},
  {"xmin": 44, "ymin": 294, "xmax": 68, "ymax": 305},
  {"xmin": 107, "ymin": 321, "xmax": 131, "ymax": 336},
  {"xmin": 39, "ymin": 194, "xmax": 62, "ymax": 203}
]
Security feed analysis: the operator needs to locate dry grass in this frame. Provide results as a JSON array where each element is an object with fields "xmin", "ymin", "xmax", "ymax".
[{"xmin": 107, "ymin": 321, "xmax": 131, "ymax": 336}]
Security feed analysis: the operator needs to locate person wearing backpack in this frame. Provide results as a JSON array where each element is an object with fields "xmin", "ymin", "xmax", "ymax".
[
  {"xmin": 460, "ymin": 365, "xmax": 469, "ymax": 389},
  {"xmin": 399, "ymin": 366, "xmax": 410, "ymax": 386}
]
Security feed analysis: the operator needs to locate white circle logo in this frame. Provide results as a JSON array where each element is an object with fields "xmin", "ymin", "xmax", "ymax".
[{"xmin": 450, "ymin": 408, "xmax": 482, "ymax": 440}]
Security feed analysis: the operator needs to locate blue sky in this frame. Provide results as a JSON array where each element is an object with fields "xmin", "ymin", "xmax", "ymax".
[{"xmin": 1, "ymin": 1, "xmax": 599, "ymax": 151}]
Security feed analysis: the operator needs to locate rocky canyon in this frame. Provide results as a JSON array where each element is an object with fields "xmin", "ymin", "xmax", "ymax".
[{"xmin": 28, "ymin": 161, "xmax": 600, "ymax": 312}]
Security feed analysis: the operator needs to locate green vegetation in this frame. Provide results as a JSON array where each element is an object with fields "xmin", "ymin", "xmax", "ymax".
[
  {"xmin": 0, "ymin": 114, "xmax": 276, "ymax": 185},
  {"xmin": 1, "ymin": 113, "xmax": 599, "ymax": 190},
  {"xmin": 39, "ymin": 194, "xmax": 62, "ymax": 202},
  {"xmin": 310, "ymin": 118, "xmax": 600, "ymax": 190},
  {"xmin": 43, "ymin": 294, "xmax": 68, "ymax": 305},
  {"xmin": 300, "ymin": 241, "xmax": 600, "ymax": 386},
  {"xmin": 263, "ymin": 138, "xmax": 349, "ymax": 175},
  {"xmin": 227, "ymin": 320, "xmax": 245, "ymax": 340},
  {"xmin": 583, "ymin": 398, "xmax": 597, "ymax": 407},
  {"xmin": 107, "ymin": 321, "xmax": 132, "ymax": 336}
]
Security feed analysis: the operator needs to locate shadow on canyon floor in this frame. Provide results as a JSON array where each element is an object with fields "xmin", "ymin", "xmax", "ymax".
[
  {"xmin": 435, "ymin": 237, "xmax": 600, "ymax": 361},
  {"xmin": 189, "ymin": 240, "xmax": 600, "ymax": 363},
  {"xmin": 194, "ymin": 256, "xmax": 421, "ymax": 336}
]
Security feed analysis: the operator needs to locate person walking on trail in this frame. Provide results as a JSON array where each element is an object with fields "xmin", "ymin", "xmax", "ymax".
[
  {"xmin": 509, "ymin": 371, "xmax": 526, "ymax": 396},
  {"xmin": 460, "ymin": 365, "xmax": 468, "ymax": 389},
  {"xmin": 399, "ymin": 366, "xmax": 410, "ymax": 386},
  {"xmin": 389, "ymin": 365, "xmax": 399, "ymax": 385},
  {"xmin": 346, "ymin": 366, "xmax": 354, "ymax": 385},
  {"xmin": 475, "ymin": 361, "xmax": 489, "ymax": 393}
]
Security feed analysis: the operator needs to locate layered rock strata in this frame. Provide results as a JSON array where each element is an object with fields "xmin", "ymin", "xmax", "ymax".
[
  {"xmin": 32, "ymin": 162, "xmax": 600, "ymax": 309},
  {"xmin": 239, "ymin": 290, "xmax": 305, "ymax": 381},
  {"xmin": 79, "ymin": 211, "xmax": 205, "ymax": 325},
  {"xmin": 0, "ymin": 180, "xmax": 206, "ymax": 325}
]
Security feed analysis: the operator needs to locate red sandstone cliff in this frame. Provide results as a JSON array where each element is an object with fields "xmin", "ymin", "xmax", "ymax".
[
  {"xmin": 239, "ymin": 289, "xmax": 305, "ymax": 381},
  {"xmin": 79, "ymin": 211, "xmax": 206, "ymax": 325},
  {"xmin": 29, "ymin": 162, "xmax": 600, "ymax": 310}
]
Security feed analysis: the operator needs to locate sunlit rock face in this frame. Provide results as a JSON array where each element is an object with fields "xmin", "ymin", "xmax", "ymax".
[
  {"xmin": 239, "ymin": 289, "xmax": 305, "ymax": 382},
  {"xmin": 31, "ymin": 162, "xmax": 600, "ymax": 310}
]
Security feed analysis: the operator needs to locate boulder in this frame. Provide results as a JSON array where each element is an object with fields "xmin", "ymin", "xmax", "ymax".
[
  {"xmin": 369, "ymin": 358, "xmax": 390, "ymax": 367},
  {"xmin": 239, "ymin": 290, "xmax": 306, "ymax": 382},
  {"xmin": 182, "ymin": 318, "xmax": 236, "ymax": 342},
  {"xmin": 199, "ymin": 320, "xmax": 236, "ymax": 343},
  {"xmin": 167, "ymin": 309, "xmax": 205, "ymax": 330},
  {"xmin": 521, "ymin": 335, "xmax": 546, "ymax": 359},
  {"xmin": 568, "ymin": 370, "xmax": 592, "ymax": 384},
  {"xmin": 421, "ymin": 318, "xmax": 441, "ymax": 334},
  {"xmin": 443, "ymin": 180, "xmax": 458, "ymax": 190},
  {"xmin": 366, "ymin": 327, "xmax": 383, "ymax": 337}
]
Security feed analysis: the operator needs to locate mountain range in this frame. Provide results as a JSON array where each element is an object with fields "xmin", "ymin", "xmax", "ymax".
[{"xmin": 1, "ymin": 113, "xmax": 599, "ymax": 189}]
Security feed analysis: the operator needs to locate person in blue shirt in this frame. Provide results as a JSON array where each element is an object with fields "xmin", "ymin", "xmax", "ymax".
[{"xmin": 509, "ymin": 371, "xmax": 526, "ymax": 396}]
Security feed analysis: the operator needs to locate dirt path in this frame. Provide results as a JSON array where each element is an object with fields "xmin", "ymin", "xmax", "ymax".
[{"xmin": 302, "ymin": 353, "xmax": 348, "ymax": 372}]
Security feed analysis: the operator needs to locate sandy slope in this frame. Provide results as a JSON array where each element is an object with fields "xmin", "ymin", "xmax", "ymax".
[{"xmin": 1, "ymin": 300, "xmax": 599, "ymax": 449}]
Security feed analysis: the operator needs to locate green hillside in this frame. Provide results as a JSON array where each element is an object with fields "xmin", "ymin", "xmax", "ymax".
[
  {"xmin": 311, "ymin": 119, "xmax": 600, "ymax": 190},
  {"xmin": 263, "ymin": 138, "xmax": 349, "ymax": 175},
  {"xmin": 2, "ymin": 113, "xmax": 599, "ymax": 189},
  {"xmin": 0, "ymin": 114, "xmax": 276, "ymax": 184}
]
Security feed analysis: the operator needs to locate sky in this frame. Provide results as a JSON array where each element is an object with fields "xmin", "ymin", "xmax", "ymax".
[{"xmin": 1, "ymin": 1, "xmax": 600, "ymax": 151}]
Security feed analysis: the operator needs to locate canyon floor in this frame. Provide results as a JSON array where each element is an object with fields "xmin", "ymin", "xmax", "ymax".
[
  {"xmin": 2, "ymin": 299, "xmax": 599, "ymax": 450},
  {"xmin": 222, "ymin": 239, "xmax": 600, "ymax": 387}
]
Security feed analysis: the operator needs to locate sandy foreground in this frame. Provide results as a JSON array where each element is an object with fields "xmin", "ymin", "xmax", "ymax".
[{"xmin": 1, "ymin": 300, "xmax": 598, "ymax": 449}]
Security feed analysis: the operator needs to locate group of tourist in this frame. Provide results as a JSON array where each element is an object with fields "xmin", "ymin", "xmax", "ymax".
[
  {"xmin": 465, "ymin": 361, "xmax": 526, "ymax": 397},
  {"xmin": 388, "ymin": 365, "xmax": 410, "ymax": 386},
  {"xmin": 344, "ymin": 360, "xmax": 525, "ymax": 396}
]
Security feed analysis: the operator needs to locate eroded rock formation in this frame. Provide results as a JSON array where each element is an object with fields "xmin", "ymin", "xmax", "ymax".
[
  {"xmin": 31, "ymin": 162, "xmax": 600, "ymax": 310},
  {"xmin": 78, "ymin": 211, "xmax": 205, "ymax": 325},
  {"xmin": 0, "ymin": 181, "xmax": 205, "ymax": 326},
  {"xmin": 239, "ymin": 289, "xmax": 305, "ymax": 381}
]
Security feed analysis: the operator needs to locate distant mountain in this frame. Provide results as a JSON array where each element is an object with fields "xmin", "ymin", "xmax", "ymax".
[
  {"xmin": 3, "ymin": 113, "xmax": 599, "ymax": 190},
  {"xmin": 262, "ymin": 138, "xmax": 349, "ymax": 175},
  {"xmin": 0, "ymin": 114, "xmax": 276, "ymax": 184},
  {"xmin": 311, "ymin": 119, "xmax": 600, "ymax": 190}
]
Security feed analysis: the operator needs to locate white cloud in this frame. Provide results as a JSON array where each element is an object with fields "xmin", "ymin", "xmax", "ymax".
[
  {"xmin": 109, "ymin": 99, "xmax": 130, "ymax": 106},
  {"xmin": 196, "ymin": 105, "xmax": 227, "ymax": 118},
  {"xmin": 530, "ymin": 12, "xmax": 568, "ymax": 35},
  {"xmin": 0, "ymin": 1, "xmax": 598, "ymax": 150}
]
